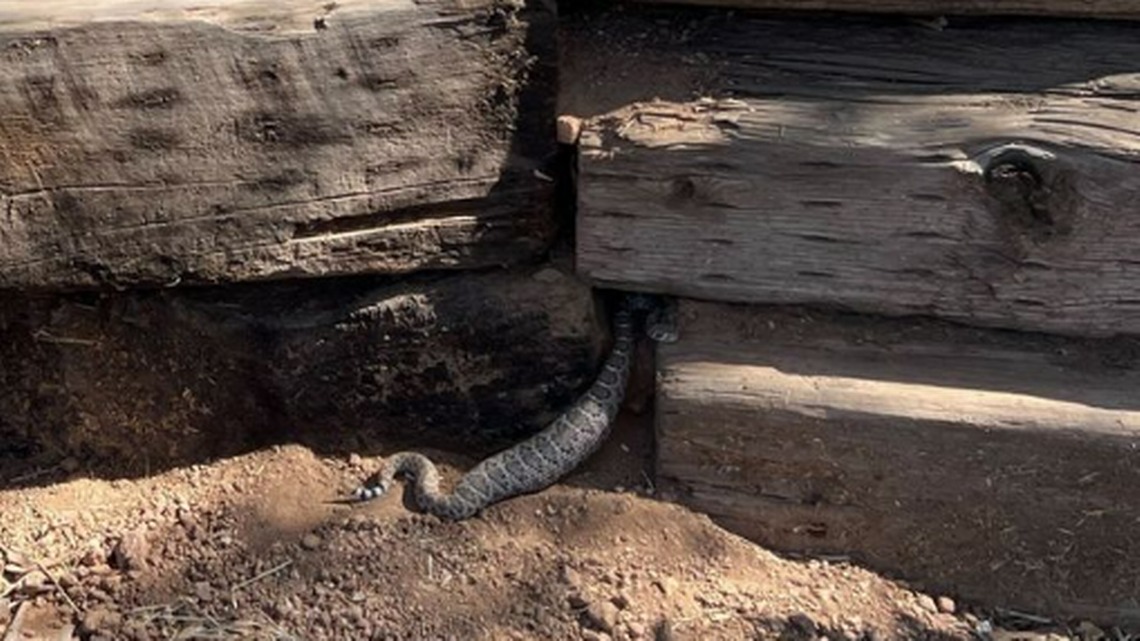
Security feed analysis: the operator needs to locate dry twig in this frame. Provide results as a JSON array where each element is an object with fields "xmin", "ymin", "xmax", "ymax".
[
  {"xmin": 230, "ymin": 560, "xmax": 292, "ymax": 593},
  {"xmin": 35, "ymin": 562, "xmax": 82, "ymax": 616}
]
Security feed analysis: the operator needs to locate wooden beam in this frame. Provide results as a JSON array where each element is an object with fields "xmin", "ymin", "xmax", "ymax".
[
  {"xmin": 656, "ymin": 299, "xmax": 1140, "ymax": 624},
  {"xmin": 573, "ymin": 12, "xmax": 1140, "ymax": 337},
  {"xmin": 632, "ymin": 0, "xmax": 1140, "ymax": 20},
  {"xmin": 0, "ymin": 265, "xmax": 604, "ymax": 471},
  {"xmin": 0, "ymin": 0, "xmax": 556, "ymax": 290}
]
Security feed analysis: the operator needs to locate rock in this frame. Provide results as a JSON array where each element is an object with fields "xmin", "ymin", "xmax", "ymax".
[
  {"xmin": 193, "ymin": 581, "xmax": 213, "ymax": 601},
  {"xmin": 301, "ymin": 533, "xmax": 322, "ymax": 551},
  {"xmin": 560, "ymin": 564, "xmax": 582, "ymax": 587},
  {"xmin": 121, "ymin": 621, "xmax": 149, "ymax": 640},
  {"xmin": 80, "ymin": 547, "xmax": 106, "ymax": 568},
  {"xmin": 1076, "ymin": 621, "xmax": 1105, "ymax": 639},
  {"xmin": 82, "ymin": 607, "xmax": 123, "ymax": 635},
  {"xmin": 584, "ymin": 600, "xmax": 621, "ymax": 633},
  {"xmin": 915, "ymin": 594, "xmax": 938, "ymax": 614},
  {"xmin": 177, "ymin": 509, "xmax": 196, "ymax": 529},
  {"xmin": 531, "ymin": 267, "xmax": 565, "ymax": 284},
  {"xmin": 936, "ymin": 596, "xmax": 956, "ymax": 614},
  {"xmin": 787, "ymin": 613, "xmax": 818, "ymax": 636},
  {"xmin": 97, "ymin": 574, "xmax": 122, "ymax": 593},
  {"xmin": 111, "ymin": 531, "xmax": 149, "ymax": 571},
  {"xmin": 581, "ymin": 631, "xmax": 611, "ymax": 641},
  {"xmin": 627, "ymin": 621, "xmax": 648, "ymax": 639},
  {"xmin": 611, "ymin": 592, "xmax": 631, "ymax": 610}
]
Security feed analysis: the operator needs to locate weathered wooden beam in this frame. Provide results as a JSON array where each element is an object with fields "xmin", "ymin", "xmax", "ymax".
[
  {"xmin": 656, "ymin": 299, "xmax": 1140, "ymax": 623},
  {"xmin": 0, "ymin": 0, "xmax": 556, "ymax": 290},
  {"xmin": 573, "ymin": 12, "xmax": 1140, "ymax": 337},
  {"xmin": 632, "ymin": 0, "xmax": 1140, "ymax": 20},
  {"xmin": 0, "ymin": 265, "xmax": 604, "ymax": 471}
]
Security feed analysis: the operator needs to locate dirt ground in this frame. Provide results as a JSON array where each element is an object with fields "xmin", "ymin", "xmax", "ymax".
[{"xmin": 1, "ymin": 405, "xmax": 1128, "ymax": 641}]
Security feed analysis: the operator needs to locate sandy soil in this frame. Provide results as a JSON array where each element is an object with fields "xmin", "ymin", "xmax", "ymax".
[{"xmin": 2, "ymin": 407, "xmax": 1123, "ymax": 641}]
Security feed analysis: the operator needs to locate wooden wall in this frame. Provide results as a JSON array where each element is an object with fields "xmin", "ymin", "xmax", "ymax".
[
  {"xmin": 656, "ymin": 299, "xmax": 1140, "ymax": 623},
  {"xmin": 573, "ymin": 11, "xmax": 1140, "ymax": 337},
  {"xmin": 0, "ymin": 0, "xmax": 557, "ymax": 290}
]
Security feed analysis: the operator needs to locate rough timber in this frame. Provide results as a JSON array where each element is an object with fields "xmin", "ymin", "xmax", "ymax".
[
  {"xmin": 657, "ymin": 299, "xmax": 1140, "ymax": 623},
  {"xmin": 0, "ymin": 0, "xmax": 556, "ymax": 289},
  {"xmin": 0, "ymin": 267, "xmax": 604, "ymax": 470},
  {"xmin": 574, "ymin": 11, "xmax": 1140, "ymax": 337}
]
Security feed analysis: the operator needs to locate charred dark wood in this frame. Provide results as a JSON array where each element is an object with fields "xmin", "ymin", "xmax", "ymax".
[{"xmin": 0, "ymin": 266, "xmax": 605, "ymax": 472}]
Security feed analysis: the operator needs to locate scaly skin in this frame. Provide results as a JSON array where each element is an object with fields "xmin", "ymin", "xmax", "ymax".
[{"xmin": 349, "ymin": 293, "xmax": 677, "ymax": 520}]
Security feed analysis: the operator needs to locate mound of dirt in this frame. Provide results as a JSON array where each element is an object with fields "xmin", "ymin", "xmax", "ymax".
[{"xmin": 0, "ymin": 416, "xmax": 1110, "ymax": 640}]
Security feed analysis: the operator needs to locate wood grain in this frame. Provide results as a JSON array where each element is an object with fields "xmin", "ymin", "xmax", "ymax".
[
  {"xmin": 633, "ymin": 0, "xmax": 1140, "ymax": 19},
  {"xmin": 0, "ymin": 0, "xmax": 556, "ymax": 290},
  {"xmin": 656, "ymin": 299, "xmax": 1140, "ymax": 624},
  {"xmin": 574, "ymin": 13, "xmax": 1140, "ymax": 337},
  {"xmin": 0, "ymin": 265, "xmax": 605, "ymax": 470}
]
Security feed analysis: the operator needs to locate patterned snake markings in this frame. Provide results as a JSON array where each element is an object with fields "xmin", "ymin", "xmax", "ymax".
[{"xmin": 348, "ymin": 293, "xmax": 678, "ymax": 521}]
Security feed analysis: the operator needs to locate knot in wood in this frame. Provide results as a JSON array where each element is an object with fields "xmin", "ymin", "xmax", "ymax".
[
  {"xmin": 979, "ymin": 144, "xmax": 1072, "ymax": 244},
  {"xmin": 668, "ymin": 176, "xmax": 697, "ymax": 206}
]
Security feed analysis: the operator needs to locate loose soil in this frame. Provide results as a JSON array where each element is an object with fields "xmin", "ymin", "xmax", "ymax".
[{"xmin": 0, "ymin": 408, "xmax": 1123, "ymax": 641}]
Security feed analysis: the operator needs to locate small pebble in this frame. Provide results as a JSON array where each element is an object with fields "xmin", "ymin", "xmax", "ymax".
[
  {"xmin": 80, "ymin": 547, "xmax": 105, "ymax": 568},
  {"xmin": 111, "ymin": 531, "xmax": 149, "ymax": 572},
  {"xmin": 787, "ymin": 613, "xmax": 817, "ymax": 635},
  {"xmin": 97, "ymin": 574, "xmax": 122, "ymax": 593},
  {"xmin": 936, "ymin": 596, "xmax": 955, "ymax": 614},
  {"xmin": 301, "ymin": 533, "xmax": 322, "ymax": 551},
  {"xmin": 177, "ymin": 509, "xmax": 196, "ymax": 529},
  {"xmin": 84, "ymin": 587, "xmax": 111, "ymax": 603},
  {"xmin": 82, "ymin": 607, "xmax": 123, "ymax": 635},
  {"xmin": 584, "ymin": 601, "xmax": 621, "ymax": 633},
  {"xmin": 19, "ymin": 571, "xmax": 48, "ymax": 595},
  {"xmin": 530, "ymin": 267, "xmax": 565, "ymax": 284}
]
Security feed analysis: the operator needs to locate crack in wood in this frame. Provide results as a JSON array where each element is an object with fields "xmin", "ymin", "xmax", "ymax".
[{"xmin": 290, "ymin": 197, "xmax": 500, "ymax": 241}]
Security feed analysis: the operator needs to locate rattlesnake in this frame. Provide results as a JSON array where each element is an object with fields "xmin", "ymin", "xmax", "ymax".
[{"xmin": 347, "ymin": 293, "xmax": 678, "ymax": 521}]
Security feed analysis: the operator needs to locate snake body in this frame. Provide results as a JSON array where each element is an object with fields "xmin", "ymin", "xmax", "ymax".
[{"xmin": 349, "ymin": 293, "xmax": 677, "ymax": 520}]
